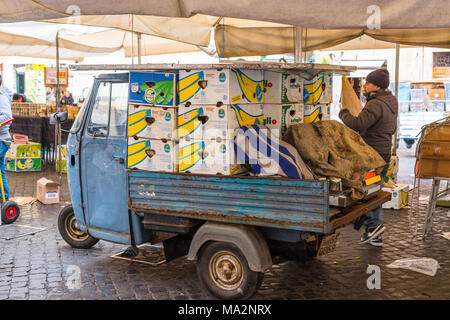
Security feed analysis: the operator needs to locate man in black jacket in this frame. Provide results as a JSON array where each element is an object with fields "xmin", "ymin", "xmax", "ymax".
[{"xmin": 339, "ymin": 68, "xmax": 398, "ymax": 247}]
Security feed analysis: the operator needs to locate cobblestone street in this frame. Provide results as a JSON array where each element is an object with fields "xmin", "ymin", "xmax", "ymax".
[{"xmin": 0, "ymin": 144, "xmax": 448, "ymax": 300}]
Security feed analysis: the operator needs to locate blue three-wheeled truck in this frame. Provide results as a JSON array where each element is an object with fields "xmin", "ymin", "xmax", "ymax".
[{"xmin": 56, "ymin": 63, "xmax": 390, "ymax": 300}]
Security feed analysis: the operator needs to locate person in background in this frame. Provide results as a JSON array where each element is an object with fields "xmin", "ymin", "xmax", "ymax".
[
  {"xmin": 60, "ymin": 90, "xmax": 74, "ymax": 105},
  {"xmin": 0, "ymin": 75, "xmax": 13, "ymax": 201},
  {"xmin": 46, "ymin": 87, "xmax": 55, "ymax": 102},
  {"xmin": 12, "ymin": 93, "xmax": 32, "ymax": 103},
  {"xmin": 339, "ymin": 68, "xmax": 398, "ymax": 247}
]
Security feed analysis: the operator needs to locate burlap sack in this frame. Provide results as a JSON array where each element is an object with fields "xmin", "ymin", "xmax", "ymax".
[{"xmin": 282, "ymin": 120, "xmax": 386, "ymax": 199}]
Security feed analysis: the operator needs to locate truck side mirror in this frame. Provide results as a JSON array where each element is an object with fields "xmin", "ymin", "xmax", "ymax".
[{"xmin": 49, "ymin": 112, "xmax": 68, "ymax": 125}]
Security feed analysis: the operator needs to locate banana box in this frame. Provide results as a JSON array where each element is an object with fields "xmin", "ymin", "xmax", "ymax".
[
  {"xmin": 129, "ymin": 72, "xmax": 177, "ymax": 107},
  {"xmin": 6, "ymin": 157, "xmax": 41, "ymax": 172},
  {"xmin": 262, "ymin": 104, "xmax": 304, "ymax": 137},
  {"xmin": 303, "ymin": 104, "xmax": 331, "ymax": 123},
  {"xmin": 128, "ymin": 105, "xmax": 177, "ymax": 140},
  {"xmin": 381, "ymin": 184, "xmax": 410, "ymax": 210},
  {"xmin": 177, "ymin": 104, "xmax": 227, "ymax": 140},
  {"xmin": 56, "ymin": 145, "xmax": 67, "ymax": 173},
  {"xmin": 6, "ymin": 142, "xmax": 41, "ymax": 158},
  {"xmin": 178, "ymin": 104, "xmax": 267, "ymax": 141},
  {"xmin": 303, "ymin": 73, "xmax": 333, "ymax": 105},
  {"xmin": 178, "ymin": 138, "xmax": 235, "ymax": 175},
  {"xmin": 263, "ymin": 72, "xmax": 303, "ymax": 103},
  {"xmin": 127, "ymin": 137, "xmax": 175, "ymax": 172},
  {"xmin": 178, "ymin": 69, "xmax": 264, "ymax": 105},
  {"xmin": 227, "ymin": 104, "xmax": 265, "ymax": 139}
]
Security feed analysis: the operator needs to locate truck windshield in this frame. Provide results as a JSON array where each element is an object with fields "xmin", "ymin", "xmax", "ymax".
[{"xmin": 70, "ymin": 85, "xmax": 93, "ymax": 134}]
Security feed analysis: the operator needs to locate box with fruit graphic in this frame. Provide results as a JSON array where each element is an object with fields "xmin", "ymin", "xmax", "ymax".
[
  {"xmin": 6, "ymin": 157, "xmax": 41, "ymax": 172},
  {"xmin": 6, "ymin": 142, "xmax": 41, "ymax": 158},
  {"xmin": 129, "ymin": 72, "xmax": 178, "ymax": 107}
]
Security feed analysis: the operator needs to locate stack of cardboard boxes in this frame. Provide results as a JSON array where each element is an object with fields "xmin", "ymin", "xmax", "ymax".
[
  {"xmin": 6, "ymin": 142, "xmax": 41, "ymax": 172},
  {"xmin": 417, "ymin": 122, "xmax": 450, "ymax": 178},
  {"xmin": 126, "ymin": 69, "xmax": 330, "ymax": 175},
  {"xmin": 302, "ymin": 73, "xmax": 333, "ymax": 123},
  {"xmin": 127, "ymin": 72, "xmax": 178, "ymax": 173}
]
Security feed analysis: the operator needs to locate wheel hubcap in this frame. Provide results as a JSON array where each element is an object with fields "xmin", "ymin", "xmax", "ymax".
[
  {"xmin": 209, "ymin": 251, "xmax": 244, "ymax": 290},
  {"xmin": 6, "ymin": 207, "xmax": 16, "ymax": 219},
  {"xmin": 65, "ymin": 213, "xmax": 89, "ymax": 241}
]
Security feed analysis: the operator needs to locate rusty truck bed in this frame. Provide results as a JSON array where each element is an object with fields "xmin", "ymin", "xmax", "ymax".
[{"xmin": 129, "ymin": 171, "xmax": 390, "ymax": 234}]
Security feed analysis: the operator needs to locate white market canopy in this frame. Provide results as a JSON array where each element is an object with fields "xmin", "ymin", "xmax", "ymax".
[
  {"xmin": 1, "ymin": 0, "xmax": 449, "ymax": 28},
  {"xmin": 0, "ymin": 22, "xmax": 202, "ymax": 61},
  {"xmin": 0, "ymin": 1, "xmax": 449, "ymax": 58}
]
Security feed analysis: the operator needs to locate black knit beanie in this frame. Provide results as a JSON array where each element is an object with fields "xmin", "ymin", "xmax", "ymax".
[{"xmin": 366, "ymin": 69, "xmax": 390, "ymax": 89}]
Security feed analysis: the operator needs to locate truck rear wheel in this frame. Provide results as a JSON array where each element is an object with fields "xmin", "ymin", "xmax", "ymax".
[
  {"xmin": 58, "ymin": 205, "xmax": 99, "ymax": 249},
  {"xmin": 197, "ymin": 241, "xmax": 263, "ymax": 300}
]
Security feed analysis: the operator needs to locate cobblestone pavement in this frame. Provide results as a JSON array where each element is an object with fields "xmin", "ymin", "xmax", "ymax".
[{"xmin": 0, "ymin": 144, "xmax": 448, "ymax": 300}]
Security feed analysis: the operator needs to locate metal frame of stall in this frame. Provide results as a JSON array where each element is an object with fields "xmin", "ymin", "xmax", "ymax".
[{"xmin": 422, "ymin": 177, "xmax": 450, "ymax": 236}]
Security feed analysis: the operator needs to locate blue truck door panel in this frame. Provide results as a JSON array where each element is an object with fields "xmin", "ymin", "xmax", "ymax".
[
  {"xmin": 80, "ymin": 77, "xmax": 131, "ymax": 244},
  {"xmin": 66, "ymin": 133, "xmax": 85, "ymax": 227}
]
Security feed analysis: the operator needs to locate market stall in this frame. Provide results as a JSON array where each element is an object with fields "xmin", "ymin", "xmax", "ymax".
[{"xmin": 9, "ymin": 102, "xmax": 77, "ymax": 168}]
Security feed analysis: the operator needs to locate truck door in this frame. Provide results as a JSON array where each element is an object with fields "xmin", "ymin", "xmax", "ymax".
[{"xmin": 80, "ymin": 76, "xmax": 130, "ymax": 244}]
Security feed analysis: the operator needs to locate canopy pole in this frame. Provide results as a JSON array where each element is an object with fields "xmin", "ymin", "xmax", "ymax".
[
  {"xmin": 56, "ymin": 32, "xmax": 60, "ymax": 113},
  {"xmin": 294, "ymin": 26, "xmax": 303, "ymax": 63},
  {"xmin": 392, "ymin": 43, "xmax": 400, "ymax": 157},
  {"xmin": 137, "ymin": 32, "xmax": 142, "ymax": 64},
  {"xmin": 56, "ymin": 32, "xmax": 62, "ymax": 183}
]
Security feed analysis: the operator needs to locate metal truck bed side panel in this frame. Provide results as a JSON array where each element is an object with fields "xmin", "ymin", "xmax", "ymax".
[{"xmin": 129, "ymin": 171, "xmax": 329, "ymax": 233}]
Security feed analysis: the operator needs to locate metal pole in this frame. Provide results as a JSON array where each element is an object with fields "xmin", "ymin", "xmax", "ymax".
[
  {"xmin": 392, "ymin": 44, "xmax": 400, "ymax": 157},
  {"xmin": 294, "ymin": 26, "xmax": 303, "ymax": 63},
  {"xmin": 56, "ymin": 32, "xmax": 62, "ymax": 183},
  {"xmin": 137, "ymin": 32, "xmax": 142, "ymax": 64},
  {"xmin": 56, "ymin": 32, "xmax": 60, "ymax": 114}
]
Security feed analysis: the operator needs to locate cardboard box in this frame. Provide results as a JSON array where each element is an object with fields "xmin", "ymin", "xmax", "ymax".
[
  {"xmin": 303, "ymin": 73, "xmax": 333, "ymax": 104},
  {"xmin": 55, "ymin": 145, "xmax": 67, "ymax": 173},
  {"xmin": 127, "ymin": 137, "xmax": 175, "ymax": 172},
  {"xmin": 410, "ymin": 89, "xmax": 425, "ymax": 102},
  {"xmin": 422, "ymin": 124, "xmax": 450, "ymax": 141},
  {"xmin": 178, "ymin": 138, "xmax": 234, "ymax": 175},
  {"xmin": 6, "ymin": 142, "xmax": 41, "ymax": 158},
  {"xmin": 178, "ymin": 104, "xmax": 265, "ymax": 140},
  {"xmin": 6, "ymin": 157, "xmax": 41, "ymax": 172},
  {"xmin": 129, "ymin": 72, "xmax": 177, "ymax": 107},
  {"xmin": 128, "ymin": 105, "xmax": 177, "ymax": 140},
  {"xmin": 410, "ymin": 102, "xmax": 425, "ymax": 112},
  {"xmin": 56, "ymin": 160, "xmax": 67, "ymax": 174},
  {"xmin": 177, "ymin": 104, "xmax": 227, "ymax": 140},
  {"xmin": 262, "ymin": 104, "xmax": 304, "ymax": 137},
  {"xmin": 263, "ymin": 71, "xmax": 303, "ymax": 103},
  {"xmin": 420, "ymin": 141, "xmax": 450, "ymax": 159},
  {"xmin": 36, "ymin": 178, "xmax": 60, "ymax": 204},
  {"xmin": 417, "ymin": 159, "xmax": 450, "ymax": 178},
  {"xmin": 382, "ymin": 184, "xmax": 410, "ymax": 210},
  {"xmin": 178, "ymin": 69, "xmax": 264, "ymax": 105},
  {"xmin": 432, "ymin": 101, "xmax": 446, "ymax": 112},
  {"xmin": 303, "ymin": 104, "xmax": 331, "ymax": 123}
]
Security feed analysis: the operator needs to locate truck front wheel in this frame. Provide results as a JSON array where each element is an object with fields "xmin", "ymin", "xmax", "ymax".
[
  {"xmin": 197, "ymin": 241, "xmax": 263, "ymax": 300},
  {"xmin": 58, "ymin": 205, "xmax": 99, "ymax": 249}
]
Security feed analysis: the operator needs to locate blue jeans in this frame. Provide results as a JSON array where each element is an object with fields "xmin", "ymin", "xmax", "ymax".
[
  {"xmin": 0, "ymin": 142, "xmax": 10, "ymax": 201},
  {"xmin": 365, "ymin": 163, "xmax": 389, "ymax": 229}
]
